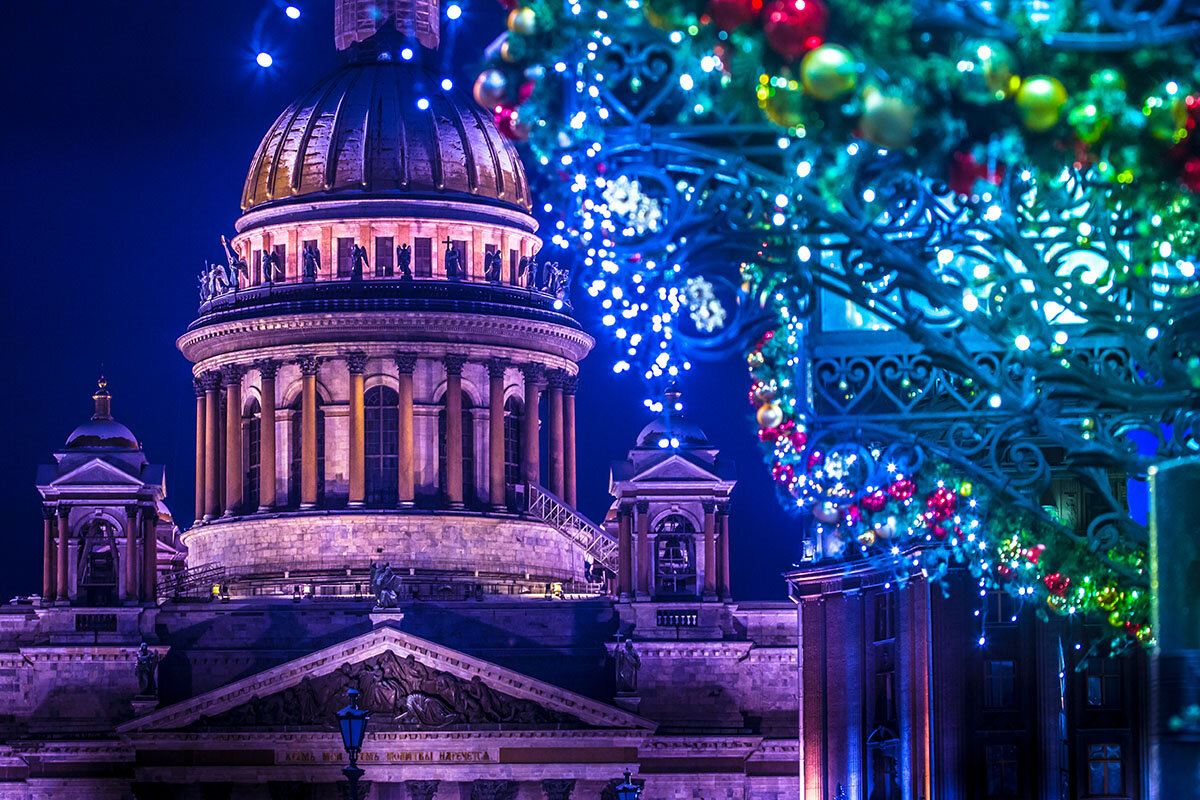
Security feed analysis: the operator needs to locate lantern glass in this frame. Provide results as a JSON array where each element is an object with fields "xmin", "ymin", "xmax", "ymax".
[
  {"xmin": 336, "ymin": 688, "xmax": 370, "ymax": 751},
  {"xmin": 615, "ymin": 771, "xmax": 640, "ymax": 800}
]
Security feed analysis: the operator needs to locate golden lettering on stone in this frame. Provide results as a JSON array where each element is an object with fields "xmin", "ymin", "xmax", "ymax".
[{"xmin": 281, "ymin": 750, "xmax": 491, "ymax": 763}]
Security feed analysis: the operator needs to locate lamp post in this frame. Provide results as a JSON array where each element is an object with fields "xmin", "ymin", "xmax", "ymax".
[
  {"xmin": 614, "ymin": 770, "xmax": 641, "ymax": 800},
  {"xmin": 336, "ymin": 688, "xmax": 371, "ymax": 800}
]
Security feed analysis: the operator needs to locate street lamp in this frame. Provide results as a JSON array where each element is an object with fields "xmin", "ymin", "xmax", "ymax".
[
  {"xmin": 614, "ymin": 770, "xmax": 641, "ymax": 800},
  {"xmin": 336, "ymin": 688, "xmax": 371, "ymax": 800}
]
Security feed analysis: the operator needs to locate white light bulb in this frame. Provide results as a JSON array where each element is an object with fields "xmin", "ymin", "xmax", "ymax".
[{"xmin": 256, "ymin": 52, "xmax": 274, "ymax": 68}]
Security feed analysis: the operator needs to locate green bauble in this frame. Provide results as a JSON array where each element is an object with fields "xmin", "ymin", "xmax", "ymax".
[
  {"xmin": 1016, "ymin": 76, "xmax": 1068, "ymax": 132},
  {"xmin": 1089, "ymin": 68, "xmax": 1125, "ymax": 92},
  {"xmin": 1069, "ymin": 102, "xmax": 1110, "ymax": 144},
  {"xmin": 954, "ymin": 40, "xmax": 1018, "ymax": 104},
  {"xmin": 757, "ymin": 72, "xmax": 807, "ymax": 129},
  {"xmin": 859, "ymin": 86, "xmax": 915, "ymax": 150},
  {"xmin": 1143, "ymin": 84, "xmax": 1188, "ymax": 142},
  {"xmin": 800, "ymin": 44, "xmax": 858, "ymax": 101}
]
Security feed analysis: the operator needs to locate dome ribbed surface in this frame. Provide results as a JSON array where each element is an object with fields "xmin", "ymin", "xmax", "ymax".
[
  {"xmin": 66, "ymin": 419, "xmax": 139, "ymax": 451},
  {"xmin": 241, "ymin": 61, "xmax": 531, "ymax": 212}
]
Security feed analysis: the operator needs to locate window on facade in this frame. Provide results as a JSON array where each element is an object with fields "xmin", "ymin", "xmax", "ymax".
[
  {"xmin": 509, "ymin": 249, "xmax": 519, "ymax": 284},
  {"xmin": 437, "ymin": 391, "xmax": 475, "ymax": 503},
  {"xmin": 503, "ymin": 397, "xmax": 523, "ymax": 489},
  {"xmin": 984, "ymin": 660, "xmax": 1016, "ymax": 709},
  {"xmin": 414, "ymin": 237, "xmax": 433, "ymax": 277},
  {"xmin": 365, "ymin": 386, "xmax": 399, "ymax": 506},
  {"xmin": 79, "ymin": 519, "xmax": 119, "ymax": 605},
  {"xmin": 1085, "ymin": 658, "xmax": 1121, "ymax": 708},
  {"xmin": 985, "ymin": 744, "xmax": 1019, "ymax": 796},
  {"xmin": 272, "ymin": 243, "xmax": 287, "ymax": 281},
  {"xmin": 288, "ymin": 396, "xmax": 325, "ymax": 506},
  {"xmin": 986, "ymin": 591, "xmax": 1018, "ymax": 624},
  {"xmin": 653, "ymin": 514, "xmax": 696, "ymax": 596},
  {"xmin": 875, "ymin": 592, "xmax": 896, "ymax": 641},
  {"xmin": 874, "ymin": 671, "xmax": 897, "ymax": 723},
  {"xmin": 244, "ymin": 397, "xmax": 261, "ymax": 509},
  {"xmin": 1087, "ymin": 744, "xmax": 1123, "ymax": 795},
  {"xmin": 452, "ymin": 239, "xmax": 469, "ymax": 277},
  {"xmin": 375, "ymin": 237, "xmax": 394, "ymax": 277},
  {"xmin": 337, "ymin": 237, "xmax": 354, "ymax": 277}
]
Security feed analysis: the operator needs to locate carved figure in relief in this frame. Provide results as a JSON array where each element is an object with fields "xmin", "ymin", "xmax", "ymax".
[
  {"xmin": 615, "ymin": 638, "xmax": 641, "ymax": 693},
  {"xmin": 135, "ymin": 642, "xmax": 159, "ymax": 696},
  {"xmin": 261, "ymin": 248, "xmax": 282, "ymax": 284},
  {"xmin": 350, "ymin": 243, "xmax": 369, "ymax": 281},
  {"xmin": 442, "ymin": 237, "xmax": 462, "ymax": 279},
  {"xmin": 302, "ymin": 242, "xmax": 321, "ymax": 282},
  {"xmin": 221, "ymin": 235, "xmax": 245, "ymax": 291},
  {"xmin": 397, "ymin": 243, "xmax": 413, "ymax": 279}
]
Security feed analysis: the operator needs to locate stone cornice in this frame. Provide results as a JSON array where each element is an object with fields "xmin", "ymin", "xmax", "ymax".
[
  {"xmin": 641, "ymin": 735, "xmax": 763, "ymax": 757},
  {"xmin": 124, "ymin": 728, "xmax": 652, "ymax": 747},
  {"xmin": 234, "ymin": 198, "xmax": 540, "ymax": 237},
  {"xmin": 606, "ymin": 641, "xmax": 755, "ymax": 660}
]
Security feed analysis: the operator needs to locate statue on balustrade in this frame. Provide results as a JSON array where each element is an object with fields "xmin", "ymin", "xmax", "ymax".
[
  {"xmin": 519, "ymin": 256, "xmax": 536, "ymax": 289},
  {"xmin": 483, "ymin": 250, "xmax": 502, "ymax": 282},
  {"xmin": 614, "ymin": 637, "xmax": 641, "ymax": 693},
  {"xmin": 350, "ymin": 243, "xmax": 369, "ymax": 281},
  {"xmin": 554, "ymin": 264, "xmax": 571, "ymax": 303},
  {"xmin": 135, "ymin": 642, "xmax": 159, "ymax": 697},
  {"xmin": 443, "ymin": 237, "xmax": 462, "ymax": 280},
  {"xmin": 397, "ymin": 243, "xmax": 413, "ymax": 279},
  {"xmin": 221, "ymin": 235, "xmax": 244, "ymax": 291},
  {"xmin": 261, "ymin": 248, "xmax": 282, "ymax": 284},
  {"xmin": 199, "ymin": 260, "xmax": 232, "ymax": 302},
  {"xmin": 302, "ymin": 242, "xmax": 320, "ymax": 282}
]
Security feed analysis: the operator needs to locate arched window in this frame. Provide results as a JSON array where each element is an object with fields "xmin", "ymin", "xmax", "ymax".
[
  {"xmin": 653, "ymin": 514, "xmax": 697, "ymax": 596},
  {"xmin": 438, "ymin": 391, "xmax": 475, "ymax": 504},
  {"xmin": 503, "ymin": 397, "xmax": 523, "ymax": 491},
  {"xmin": 289, "ymin": 394, "xmax": 325, "ymax": 506},
  {"xmin": 244, "ymin": 397, "xmax": 262, "ymax": 509},
  {"xmin": 365, "ymin": 386, "xmax": 399, "ymax": 506}
]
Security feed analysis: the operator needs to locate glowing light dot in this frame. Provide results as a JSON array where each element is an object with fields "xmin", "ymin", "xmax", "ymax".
[
  {"xmin": 679, "ymin": 74, "xmax": 694, "ymax": 91},
  {"xmin": 441, "ymin": 78, "xmax": 453, "ymax": 91},
  {"xmin": 1054, "ymin": 330, "xmax": 1068, "ymax": 345},
  {"xmin": 988, "ymin": 394, "xmax": 1002, "ymax": 408},
  {"xmin": 285, "ymin": 5, "xmax": 301, "ymax": 19},
  {"xmin": 416, "ymin": 97, "xmax": 430, "ymax": 110},
  {"xmin": 446, "ymin": 3, "xmax": 462, "ymax": 18},
  {"xmin": 1147, "ymin": 326, "xmax": 1160, "ymax": 340},
  {"xmin": 401, "ymin": 47, "xmax": 414, "ymax": 60},
  {"xmin": 256, "ymin": 52, "xmax": 274, "ymax": 68},
  {"xmin": 1014, "ymin": 334, "xmax": 1031, "ymax": 351}
]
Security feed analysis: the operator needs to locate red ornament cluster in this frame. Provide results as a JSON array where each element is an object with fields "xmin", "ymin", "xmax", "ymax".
[
  {"xmin": 1043, "ymin": 572, "xmax": 1071, "ymax": 597},
  {"xmin": 705, "ymin": 0, "xmax": 827, "ymax": 60}
]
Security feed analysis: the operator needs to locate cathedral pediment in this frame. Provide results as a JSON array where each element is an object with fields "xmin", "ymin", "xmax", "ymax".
[
  {"xmin": 627, "ymin": 453, "xmax": 730, "ymax": 484},
  {"xmin": 42, "ymin": 457, "xmax": 144, "ymax": 489},
  {"xmin": 119, "ymin": 624, "xmax": 654, "ymax": 734}
]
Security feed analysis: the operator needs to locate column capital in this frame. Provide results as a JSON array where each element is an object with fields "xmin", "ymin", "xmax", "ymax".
[
  {"xmin": 255, "ymin": 358, "xmax": 281, "ymax": 379},
  {"xmin": 702, "ymin": 499, "xmax": 716, "ymax": 514},
  {"xmin": 193, "ymin": 377, "xmax": 205, "ymax": 398},
  {"xmin": 297, "ymin": 354, "xmax": 321, "ymax": 376},
  {"xmin": 42, "ymin": 505, "xmax": 56, "ymax": 521},
  {"xmin": 406, "ymin": 780, "xmax": 440, "ymax": 800},
  {"xmin": 443, "ymin": 353, "xmax": 468, "ymax": 375},
  {"xmin": 561, "ymin": 374, "xmax": 578, "ymax": 394},
  {"xmin": 219, "ymin": 363, "xmax": 245, "ymax": 384},
  {"xmin": 547, "ymin": 369, "xmax": 571, "ymax": 390},
  {"xmin": 521, "ymin": 363, "xmax": 546, "ymax": 384},
  {"xmin": 470, "ymin": 780, "xmax": 518, "ymax": 800},
  {"xmin": 486, "ymin": 358, "xmax": 509, "ymax": 379},
  {"xmin": 636, "ymin": 499, "xmax": 650, "ymax": 514},
  {"xmin": 125, "ymin": 504, "xmax": 140, "ymax": 519},
  {"xmin": 541, "ymin": 779, "xmax": 576, "ymax": 800},
  {"xmin": 57, "ymin": 505, "xmax": 71, "ymax": 520},
  {"xmin": 200, "ymin": 370, "xmax": 222, "ymax": 391},
  {"xmin": 393, "ymin": 351, "xmax": 419, "ymax": 374},
  {"xmin": 617, "ymin": 503, "xmax": 632, "ymax": 519},
  {"xmin": 344, "ymin": 351, "xmax": 369, "ymax": 374}
]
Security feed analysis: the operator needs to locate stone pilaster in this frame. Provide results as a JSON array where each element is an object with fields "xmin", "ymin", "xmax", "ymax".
[
  {"xmin": 41, "ymin": 506, "xmax": 55, "ymax": 601},
  {"xmin": 124, "ymin": 505, "xmax": 140, "ymax": 602},
  {"xmin": 443, "ymin": 354, "xmax": 468, "ymax": 507},
  {"xmin": 487, "ymin": 359, "xmax": 508, "ymax": 509},
  {"xmin": 56, "ymin": 505, "xmax": 70, "ymax": 602},
  {"xmin": 547, "ymin": 371, "xmax": 566, "ymax": 498},
  {"xmin": 521, "ymin": 363, "xmax": 545, "ymax": 486},
  {"xmin": 702, "ymin": 500, "xmax": 717, "ymax": 600},
  {"xmin": 346, "ymin": 352, "xmax": 369, "ymax": 507},
  {"xmin": 406, "ymin": 780, "xmax": 439, "ymax": 800},
  {"xmin": 256, "ymin": 359, "xmax": 279, "ymax": 511},
  {"xmin": 562, "ymin": 375, "xmax": 578, "ymax": 507},
  {"xmin": 193, "ymin": 378, "xmax": 205, "ymax": 523},
  {"xmin": 202, "ymin": 371, "xmax": 222, "ymax": 520},
  {"xmin": 718, "ymin": 505, "xmax": 731, "ymax": 600},
  {"xmin": 142, "ymin": 505, "xmax": 158, "ymax": 603},
  {"xmin": 394, "ymin": 353, "xmax": 418, "ymax": 505},
  {"xmin": 470, "ymin": 780, "xmax": 517, "ymax": 800},
  {"xmin": 542, "ymin": 779, "xmax": 575, "ymax": 800},
  {"xmin": 298, "ymin": 355, "xmax": 320, "ymax": 509},
  {"xmin": 221, "ymin": 364, "xmax": 245, "ymax": 516},
  {"xmin": 636, "ymin": 500, "xmax": 651, "ymax": 599},
  {"xmin": 618, "ymin": 505, "xmax": 633, "ymax": 600}
]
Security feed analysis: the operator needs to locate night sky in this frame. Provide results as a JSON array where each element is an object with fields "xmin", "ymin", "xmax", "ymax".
[{"xmin": 0, "ymin": 1, "xmax": 801, "ymax": 600}]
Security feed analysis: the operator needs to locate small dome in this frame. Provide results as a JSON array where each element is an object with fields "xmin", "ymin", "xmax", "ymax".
[
  {"xmin": 241, "ymin": 58, "xmax": 531, "ymax": 214},
  {"xmin": 65, "ymin": 378, "xmax": 139, "ymax": 450},
  {"xmin": 636, "ymin": 417, "xmax": 709, "ymax": 448}
]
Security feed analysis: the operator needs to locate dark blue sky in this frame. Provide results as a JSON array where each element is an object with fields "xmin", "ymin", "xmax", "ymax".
[{"xmin": 0, "ymin": 1, "xmax": 801, "ymax": 600}]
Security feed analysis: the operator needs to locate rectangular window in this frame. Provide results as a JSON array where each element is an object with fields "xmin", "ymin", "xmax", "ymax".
[
  {"xmin": 874, "ymin": 671, "xmax": 896, "ymax": 723},
  {"xmin": 252, "ymin": 248, "xmax": 263, "ymax": 285},
  {"xmin": 1086, "ymin": 658, "xmax": 1121, "ymax": 708},
  {"xmin": 985, "ymin": 745, "xmax": 1018, "ymax": 796},
  {"xmin": 1087, "ymin": 744, "xmax": 1122, "ymax": 795},
  {"xmin": 272, "ymin": 243, "xmax": 286, "ymax": 281},
  {"xmin": 875, "ymin": 592, "xmax": 895, "ymax": 641},
  {"xmin": 509, "ymin": 249, "xmax": 519, "ymax": 284},
  {"xmin": 414, "ymin": 237, "xmax": 433, "ymax": 277},
  {"xmin": 984, "ymin": 660, "xmax": 1016, "ymax": 709},
  {"xmin": 337, "ymin": 237, "xmax": 354, "ymax": 277},
  {"xmin": 986, "ymin": 591, "xmax": 1018, "ymax": 624},
  {"xmin": 375, "ymin": 236, "xmax": 394, "ymax": 277},
  {"xmin": 453, "ymin": 239, "xmax": 469, "ymax": 278}
]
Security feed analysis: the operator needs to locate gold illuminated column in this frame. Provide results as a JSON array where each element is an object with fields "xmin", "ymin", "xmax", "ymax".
[
  {"xmin": 617, "ymin": 505, "xmax": 632, "ymax": 600},
  {"xmin": 702, "ymin": 500, "xmax": 717, "ymax": 600},
  {"xmin": 257, "ymin": 359, "xmax": 279, "ymax": 511},
  {"xmin": 547, "ymin": 372, "xmax": 566, "ymax": 498},
  {"xmin": 487, "ymin": 359, "xmax": 507, "ymax": 509},
  {"xmin": 193, "ymin": 378, "xmax": 205, "ymax": 524},
  {"xmin": 202, "ymin": 371, "xmax": 222, "ymax": 520},
  {"xmin": 347, "ymin": 352, "xmax": 368, "ymax": 507},
  {"xmin": 520, "ymin": 364, "xmax": 544, "ymax": 486},
  {"xmin": 124, "ymin": 505, "xmax": 139, "ymax": 602},
  {"xmin": 444, "ymin": 354, "xmax": 467, "ymax": 507},
  {"xmin": 42, "ymin": 506, "xmax": 55, "ymax": 601},
  {"xmin": 56, "ymin": 506, "xmax": 69, "ymax": 602},
  {"xmin": 222, "ymin": 364, "xmax": 245, "ymax": 516},
  {"xmin": 563, "ymin": 376, "xmax": 578, "ymax": 507},
  {"xmin": 636, "ymin": 500, "xmax": 651, "ymax": 599},
  {"xmin": 394, "ymin": 353, "xmax": 418, "ymax": 506},
  {"xmin": 718, "ymin": 505, "xmax": 731, "ymax": 600},
  {"xmin": 299, "ymin": 355, "xmax": 320, "ymax": 509},
  {"xmin": 142, "ymin": 506, "xmax": 157, "ymax": 603}
]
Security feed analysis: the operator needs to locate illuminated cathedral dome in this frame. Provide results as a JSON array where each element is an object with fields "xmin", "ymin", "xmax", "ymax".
[
  {"xmin": 64, "ymin": 379, "xmax": 139, "ymax": 451},
  {"xmin": 240, "ymin": 48, "xmax": 531, "ymax": 213}
]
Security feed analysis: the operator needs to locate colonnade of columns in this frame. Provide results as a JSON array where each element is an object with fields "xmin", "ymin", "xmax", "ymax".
[
  {"xmin": 41, "ymin": 503, "xmax": 158, "ymax": 604},
  {"xmin": 615, "ymin": 500, "xmax": 731, "ymax": 601},
  {"xmin": 192, "ymin": 353, "xmax": 579, "ymax": 520}
]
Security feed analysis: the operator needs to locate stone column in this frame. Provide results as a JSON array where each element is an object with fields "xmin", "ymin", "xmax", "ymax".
[
  {"xmin": 202, "ymin": 371, "xmax": 222, "ymax": 520},
  {"xmin": 547, "ymin": 372, "xmax": 566, "ymax": 498},
  {"xmin": 521, "ymin": 364, "xmax": 544, "ymax": 486},
  {"xmin": 563, "ymin": 376, "xmax": 578, "ymax": 507},
  {"xmin": 222, "ymin": 364, "xmax": 245, "ymax": 516},
  {"xmin": 702, "ymin": 500, "xmax": 717, "ymax": 600},
  {"xmin": 193, "ymin": 378, "xmax": 205, "ymax": 524},
  {"xmin": 718, "ymin": 506, "xmax": 731, "ymax": 600},
  {"xmin": 405, "ymin": 780, "xmax": 439, "ymax": 800},
  {"xmin": 142, "ymin": 506, "xmax": 157, "ymax": 603},
  {"xmin": 299, "ymin": 355, "xmax": 320, "ymax": 509},
  {"xmin": 257, "ymin": 360, "xmax": 279, "ymax": 511},
  {"xmin": 346, "ymin": 352, "xmax": 368, "ymax": 507},
  {"xmin": 56, "ymin": 505, "xmax": 69, "ymax": 602},
  {"xmin": 443, "ymin": 354, "xmax": 467, "ymax": 507},
  {"xmin": 124, "ymin": 505, "xmax": 139, "ymax": 602},
  {"xmin": 218, "ymin": 389, "xmax": 227, "ymax": 511},
  {"xmin": 636, "ymin": 500, "xmax": 651, "ymax": 599},
  {"xmin": 617, "ymin": 505, "xmax": 633, "ymax": 600},
  {"xmin": 394, "ymin": 353, "xmax": 418, "ymax": 505},
  {"xmin": 542, "ymin": 779, "xmax": 575, "ymax": 800},
  {"xmin": 42, "ymin": 506, "xmax": 56, "ymax": 601},
  {"xmin": 487, "ymin": 359, "xmax": 507, "ymax": 509}
]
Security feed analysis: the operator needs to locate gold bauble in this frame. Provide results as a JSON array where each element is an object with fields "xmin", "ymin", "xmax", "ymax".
[
  {"xmin": 1096, "ymin": 585, "xmax": 1120, "ymax": 611},
  {"xmin": 858, "ymin": 86, "xmax": 915, "ymax": 150},
  {"xmin": 507, "ymin": 6, "xmax": 537, "ymax": 35},
  {"xmin": 857, "ymin": 530, "xmax": 877, "ymax": 547},
  {"xmin": 1015, "ymin": 76, "xmax": 1068, "ymax": 132},
  {"xmin": 472, "ymin": 69, "xmax": 509, "ymax": 109},
  {"xmin": 959, "ymin": 481, "xmax": 973, "ymax": 497},
  {"xmin": 1069, "ymin": 102, "xmax": 1110, "ymax": 144},
  {"xmin": 1135, "ymin": 625, "xmax": 1153, "ymax": 645},
  {"xmin": 757, "ymin": 403, "xmax": 785, "ymax": 429},
  {"xmin": 955, "ymin": 40, "xmax": 1018, "ymax": 103},
  {"xmin": 800, "ymin": 44, "xmax": 858, "ymax": 101},
  {"xmin": 757, "ymin": 73, "xmax": 807, "ymax": 129},
  {"xmin": 500, "ymin": 37, "xmax": 521, "ymax": 63},
  {"xmin": 1107, "ymin": 610, "xmax": 1124, "ymax": 628}
]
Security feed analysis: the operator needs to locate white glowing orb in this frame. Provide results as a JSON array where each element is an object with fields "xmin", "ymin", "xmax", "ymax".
[{"xmin": 256, "ymin": 52, "xmax": 274, "ymax": 68}]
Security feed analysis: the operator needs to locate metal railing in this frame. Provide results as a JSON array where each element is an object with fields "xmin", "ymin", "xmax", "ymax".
[
  {"xmin": 158, "ymin": 562, "xmax": 226, "ymax": 599},
  {"xmin": 525, "ymin": 483, "xmax": 618, "ymax": 575}
]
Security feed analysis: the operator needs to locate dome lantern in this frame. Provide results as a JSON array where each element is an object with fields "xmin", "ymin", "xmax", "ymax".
[{"xmin": 335, "ymin": 0, "xmax": 440, "ymax": 52}]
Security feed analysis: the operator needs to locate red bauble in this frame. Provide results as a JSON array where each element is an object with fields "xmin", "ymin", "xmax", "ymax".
[
  {"xmin": 790, "ymin": 429, "xmax": 808, "ymax": 448},
  {"xmin": 759, "ymin": 427, "xmax": 780, "ymax": 442},
  {"xmin": 762, "ymin": 0, "xmax": 827, "ymax": 60},
  {"xmin": 925, "ymin": 486, "xmax": 958, "ymax": 521},
  {"xmin": 1182, "ymin": 157, "xmax": 1200, "ymax": 193},
  {"xmin": 493, "ymin": 107, "xmax": 529, "ymax": 141},
  {"xmin": 806, "ymin": 449, "xmax": 824, "ymax": 470},
  {"xmin": 931, "ymin": 523, "xmax": 949, "ymax": 541},
  {"xmin": 517, "ymin": 80, "xmax": 536, "ymax": 104},
  {"xmin": 843, "ymin": 504, "xmax": 861, "ymax": 526},
  {"xmin": 948, "ymin": 151, "xmax": 1006, "ymax": 197},
  {"xmin": 995, "ymin": 564, "xmax": 1014, "ymax": 582},
  {"xmin": 1025, "ymin": 544, "xmax": 1046, "ymax": 565},
  {"xmin": 708, "ymin": 0, "xmax": 763, "ymax": 30},
  {"xmin": 861, "ymin": 489, "xmax": 888, "ymax": 512},
  {"xmin": 1043, "ymin": 572, "xmax": 1071, "ymax": 597},
  {"xmin": 497, "ymin": 0, "xmax": 517, "ymax": 9},
  {"xmin": 887, "ymin": 478, "xmax": 916, "ymax": 501}
]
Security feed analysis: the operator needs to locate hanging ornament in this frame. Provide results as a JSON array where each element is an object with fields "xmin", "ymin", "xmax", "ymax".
[
  {"xmin": 762, "ymin": 0, "xmax": 828, "ymax": 61},
  {"xmin": 756, "ymin": 403, "xmax": 785, "ymax": 428},
  {"xmin": 800, "ymin": 44, "xmax": 858, "ymax": 101},
  {"xmin": 1068, "ymin": 101, "xmax": 1110, "ymax": 144},
  {"xmin": 789, "ymin": 427, "xmax": 807, "ymax": 448},
  {"xmin": 948, "ymin": 151, "xmax": 1005, "ymax": 196},
  {"xmin": 887, "ymin": 478, "xmax": 916, "ymax": 501},
  {"xmin": 1089, "ymin": 68, "xmax": 1125, "ymax": 92},
  {"xmin": 1096, "ymin": 585, "xmax": 1120, "ymax": 610},
  {"xmin": 861, "ymin": 488, "xmax": 888, "ymax": 512},
  {"xmin": 1043, "ymin": 572, "xmax": 1071, "ymax": 597},
  {"xmin": 858, "ymin": 86, "xmax": 915, "ymax": 150},
  {"xmin": 953, "ymin": 40, "xmax": 1018, "ymax": 104},
  {"xmin": 708, "ymin": 0, "xmax": 762, "ymax": 31},
  {"xmin": 1143, "ymin": 83, "xmax": 1188, "ymax": 141},
  {"xmin": 500, "ymin": 35, "xmax": 523, "ymax": 63},
  {"xmin": 959, "ymin": 482, "xmax": 973, "ymax": 497},
  {"xmin": 925, "ymin": 487, "xmax": 957, "ymax": 521},
  {"xmin": 757, "ymin": 72, "xmax": 808, "ymax": 129},
  {"xmin": 1047, "ymin": 595, "xmax": 1069, "ymax": 613},
  {"xmin": 1182, "ymin": 158, "xmax": 1200, "ymax": 193},
  {"xmin": 494, "ymin": 106, "xmax": 530, "ymax": 141},
  {"xmin": 843, "ymin": 504, "xmax": 861, "ymax": 526},
  {"xmin": 813, "ymin": 500, "xmax": 841, "ymax": 523},
  {"xmin": 507, "ymin": 6, "xmax": 537, "ymax": 35},
  {"xmin": 1015, "ymin": 75, "xmax": 1068, "ymax": 132},
  {"xmin": 1025, "ymin": 543, "xmax": 1046, "ymax": 566},
  {"xmin": 995, "ymin": 564, "xmax": 1014, "ymax": 582},
  {"xmin": 1135, "ymin": 626, "xmax": 1154, "ymax": 645},
  {"xmin": 473, "ymin": 69, "xmax": 510, "ymax": 109},
  {"xmin": 857, "ymin": 530, "xmax": 876, "ymax": 547},
  {"xmin": 754, "ymin": 384, "xmax": 777, "ymax": 404},
  {"xmin": 1108, "ymin": 610, "xmax": 1125, "ymax": 628}
]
